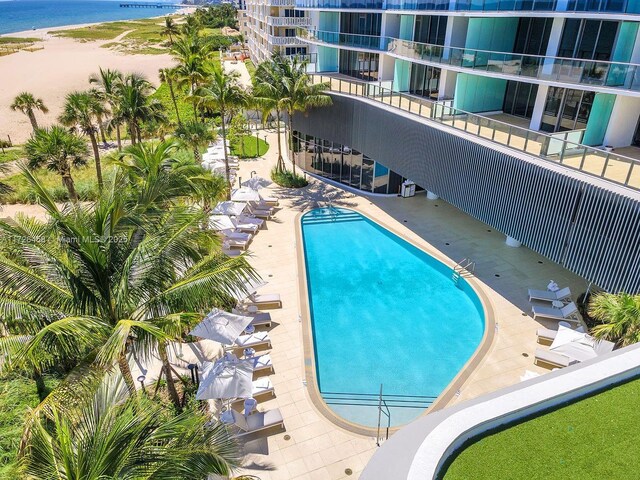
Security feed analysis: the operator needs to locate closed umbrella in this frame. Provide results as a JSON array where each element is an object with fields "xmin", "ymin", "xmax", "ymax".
[
  {"xmin": 196, "ymin": 358, "xmax": 253, "ymax": 400},
  {"xmin": 190, "ymin": 308, "xmax": 253, "ymax": 345},
  {"xmin": 212, "ymin": 201, "xmax": 246, "ymax": 216},
  {"xmin": 231, "ymin": 187, "xmax": 261, "ymax": 202},
  {"xmin": 242, "ymin": 176, "xmax": 272, "ymax": 190}
]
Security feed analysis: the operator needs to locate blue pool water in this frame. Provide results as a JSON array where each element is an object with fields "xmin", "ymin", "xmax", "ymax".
[
  {"xmin": 301, "ymin": 208, "xmax": 485, "ymax": 427},
  {"xmin": 0, "ymin": 0, "xmax": 176, "ymax": 35}
]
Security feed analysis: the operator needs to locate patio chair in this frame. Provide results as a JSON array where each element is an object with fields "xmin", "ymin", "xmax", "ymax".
[
  {"xmin": 232, "ymin": 308, "xmax": 272, "ymax": 328},
  {"xmin": 229, "ymin": 408, "xmax": 284, "ymax": 439},
  {"xmin": 532, "ymin": 302, "xmax": 579, "ymax": 322},
  {"xmin": 246, "ymin": 204, "xmax": 272, "ymax": 220},
  {"xmin": 534, "ymin": 348, "xmax": 578, "ymax": 368},
  {"xmin": 234, "ymin": 331, "xmax": 271, "ymax": 350},
  {"xmin": 259, "ymin": 194, "xmax": 279, "ymax": 207},
  {"xmin": 528, "ymin": 287, "xmax": 572, "ymax": 303},
  {"xmin": 247, "ymin": 292, "xmax": 282, "ymax": 310},
  {"xmin": 251, "ymin": 377, "xmax": 275, "ymax": 398},
  {"xmin": 249, "ymin": 201, "xmax": 275, "ymax": 214},
  {"xmin": 222, "ymin": 230, "xmax": 253, "ymax": 242},
  {"xmin": 231, "ymin": 217, "xmax": 259, "ymax": 234},
  {"xmin": 223, "ymin": 238, "xmax": 250, "ymax": 250},
  {"xmin": 250, "ymin": 353, "xmax": 273, "ymax": 375},
  {"xmin": 237, "ymin": 214, "xmax": 264, "ymax": 228}
]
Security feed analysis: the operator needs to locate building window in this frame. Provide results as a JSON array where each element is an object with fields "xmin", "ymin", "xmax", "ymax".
[
  {"xmin": 503, "ymin": 80, "xmax": 538, "ymax": 119},
  {"xmin": 413, "ymin": 15, "xmax": 448, "ymax": 45},
  {"xmin": 339, "ymin": 50, "xmax": 379, "ymax": 81},
  {"xmin": 557, "ymin": 19, "xmax": 619, "ymax": 60},
  {"xmin": 409, "ymin": 64, "xmax": 441, "ymax": 99},
  {"xmin": 541, "ymin": 87, "xmax": 595, "ymax": 132}
]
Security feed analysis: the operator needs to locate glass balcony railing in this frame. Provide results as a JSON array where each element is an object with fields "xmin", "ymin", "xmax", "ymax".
[
  {"xmin": 299, "ymin": 29, "xmax": 640, "ymax": 91},
  {"xmin": 308, "ymin": 74, "xmax": 640, "ymax": 191},
  {"xmin": 295, "ymin": 0, "xmax": 640, "ymax": 11}
]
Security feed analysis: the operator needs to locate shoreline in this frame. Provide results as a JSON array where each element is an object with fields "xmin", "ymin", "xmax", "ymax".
[{"xmin": 1, "ymin": 8, "xmax": 192, "ymax": 39}]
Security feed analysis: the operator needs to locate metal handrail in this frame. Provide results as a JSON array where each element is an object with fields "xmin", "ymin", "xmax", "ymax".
[{"xmin": 310, "ymin": 74, "xmax": 640, "ymax": 191}]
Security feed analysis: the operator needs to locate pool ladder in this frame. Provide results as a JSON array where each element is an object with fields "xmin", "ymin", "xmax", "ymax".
[{"xmin": 452, "ymin": 258, "xmax": 476, "ymax": 286}]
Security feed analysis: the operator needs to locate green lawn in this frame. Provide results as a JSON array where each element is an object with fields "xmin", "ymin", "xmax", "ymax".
[
  {"xmin": 244, "ymin": 59, "xmax": 256, "ymax": 77},
  {"xmin": 0, "ymin": 374, "xmax": 60, "ymax": 477},
  {"xmin": 150, "ymin": 83, "xmax": 194, "ymax": 127},
  {"xmin": 0, "ymin": 148, "xmax": 24, "ymax": 164},
  {"xmin": 231, "ymin": 135, "xmax": 269, "ymax": 158},
  {"xmin": 442, "ymin": 378, "xmax": 640, "ymax": 480}
]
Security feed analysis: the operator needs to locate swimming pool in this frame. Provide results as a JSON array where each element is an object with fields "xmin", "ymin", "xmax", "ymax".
[{"xmin": 300, "ymin": 207, "xmax": 486, "ymax": 428}]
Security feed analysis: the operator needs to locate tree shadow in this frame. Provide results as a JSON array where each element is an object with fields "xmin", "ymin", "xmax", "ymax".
[{"xmin": 273, "ymin": 180, "xmax": 359, "ymax": 212}]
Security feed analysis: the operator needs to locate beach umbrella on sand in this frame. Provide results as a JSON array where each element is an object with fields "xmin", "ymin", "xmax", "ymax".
[
  {"xmin": 212, "ymin": 201, "xmax": 246, "ymax": 216},
  {"xmin": 209, "ymin": 214, "xmax": 235, "ymax": 231},
  {"xmin": 231, "ymin": 187, "xmax": 261, "ymax": 202},
  {"xmin": 242, "ymin": 176, "xmax": 272, "ymax": 190},
  {"xmin": 196, "ymin": 358, "xmax": 253, "ymax": 400},
  {"xmin": 189, "ymin": 308, "xmax": 253, "ymax": 345}
]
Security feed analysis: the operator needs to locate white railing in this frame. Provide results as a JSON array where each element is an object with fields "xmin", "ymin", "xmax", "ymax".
[
  {"xmin": 268, "ymin": 35, "xmax": 307, "ymax": 46},
  {"xmin": 266, "ymin": 16, "xmax": 313, "ymax": 26}
]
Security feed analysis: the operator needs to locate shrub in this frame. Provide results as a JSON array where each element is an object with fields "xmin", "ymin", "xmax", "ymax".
[{"xmin": 271, "ymin": 167, "xmax": 308, "ymax": 188}]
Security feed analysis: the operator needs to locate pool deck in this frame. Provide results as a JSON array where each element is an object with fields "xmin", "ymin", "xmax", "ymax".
[{"xmin": 229, "ymin": 131, "xmax": 589, "ymax": 479}]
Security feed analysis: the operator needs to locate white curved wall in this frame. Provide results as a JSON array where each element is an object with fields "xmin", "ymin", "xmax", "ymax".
[{"xmin": 360, "ymin": 343, "xmax": 640, "ymax": 480}]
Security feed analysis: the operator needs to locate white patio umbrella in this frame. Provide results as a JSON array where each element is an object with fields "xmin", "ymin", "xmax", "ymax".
[
  {"xmin": 231, "ymin": 187, "xmax": 261, "ymax": 202},
  {"xmin": 189, "ymin": 308, "xmax": 253, "ymax": 345},
  {"xmin": 550, "ymin": 325, "xmax": 615, "ymax": 362},
  {"xmin": 196, "ymin": 358, "xmax": 253, "ymax": 400},
  {"xmin": 209, "ymin": 214, "xmax": 236, "ymax": 231},
  {"xmin": 212, "ymin": 201, "xmax": 246, "ymax": 216},
  {"xmin": 242, "ymin": 176, "xmax": 272, "ymax": 190}
]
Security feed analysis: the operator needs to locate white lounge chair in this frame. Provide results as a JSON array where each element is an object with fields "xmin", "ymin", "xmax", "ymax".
[
  {"xmin": 246, "ymin": 205, "xmax": 272, "ymax": 220},
  {"xmin": 232, "ymin": 308, "xmax": 272, "ymax": 328},
  {"xmin": 228, "ymin": 408, "xmax": 284, "ymax": 438},
  {"xmin": 528, "ymin": 287, "xmax": 572, "ymax": 303},
  {"xmin": 532, "ymin": 302, "xmax": 579, "ymax": 321},
  {"xmin": 249, "ymin": 201, "xmax": 275, "ymax": 215},
  {"xmin": 223, "ymin": 238, "xmax": 249, "ymax": 250},
  {"xmin": 259, "ymin": 194, "xmax": 279, "ymax": 207},
  {"xmin": 234, "ymin": 331, "xmax": 271, "ymax": 350},
  {"xmin": 250, "ymin": 354, "xmax": 273, "ymax": 375},
  {"xmin": 534, "ymin": 348, "xmax": 578, "ymax": 368},
  {"xmin": 222, "ymin": 230, "xmax": 252, "ymax": 242},
  {"xmin": 251, "ymin": 377, "xmax": 275, "ymax": 398},
  {"xmin": 247, "ymin": 293, "xmax": 282, "ymax": 310},
  {"xmin": 237, "ymin": 214, "xmax": 264, "ymax": 228},
  {"xmin": 231, "ymin": 218, "xmax": 259, "ymax": 234}
]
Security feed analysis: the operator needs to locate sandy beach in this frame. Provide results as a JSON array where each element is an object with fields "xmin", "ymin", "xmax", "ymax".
[{"xmin": 0, "ymin": 20, "xmax": 179, "ymax": 144}]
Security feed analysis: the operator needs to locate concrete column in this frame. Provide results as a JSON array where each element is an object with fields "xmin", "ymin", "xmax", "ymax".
[
  {"xmin": 506, "ymin": 236, "xmax": 522, "ymax": 247},
  {"xmin": 529, "ymin": 84, "xmax": 549, "ymax": 131},
  {"xmin": 603, "ymin": 96, "xmax": 640, "ymax": 147},
  {"xmin": 541, "ymin": 18, "xmax": 565, "ymax": 76},
  {"xmin": 378, "ymin": 54, "xmax": 396, "ymax": 83},
  {"xmin": 438, "ymin": 69, "xmax": 457, "ymax": 100},
  {"xmin": 426, "ymin": 191, "xmax": 438, "ymax": 200},
  {"xmin": 444, "ymin": 16, "xmax": 469, "ymax": 50},
  {"xmin": 382, "ymin": 13, "xmax": 401, "ymax": 39}
]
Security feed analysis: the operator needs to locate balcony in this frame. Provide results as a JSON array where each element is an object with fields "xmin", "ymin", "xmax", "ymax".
[
  {"xmin": 267, "ymin": 16, "xmax": 313, "ymax": 26},
  {"xmin": 309, "ymin": 74, "xmax": 640, "ymax": 191},
  {"xmin": 269, "ymin": 35, "xmax": 307, "ymax": 46},
  {"xmin": 299, "ymin": 29, "xmax": 640, "ymax": 94}
]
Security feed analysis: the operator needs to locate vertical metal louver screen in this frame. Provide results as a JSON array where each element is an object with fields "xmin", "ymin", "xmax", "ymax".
[{"xmin": 293, "ymin": 94, "xmax": 640, "ymax": 292}]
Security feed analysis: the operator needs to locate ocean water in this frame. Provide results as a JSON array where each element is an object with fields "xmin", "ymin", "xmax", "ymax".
[
  {"xmin": 0, "ymin": 0, "xmax": 178, "ymax": 35},
  {"xmin": 301, "ymin": 208, "xmax": 485, "ymax": 428}
]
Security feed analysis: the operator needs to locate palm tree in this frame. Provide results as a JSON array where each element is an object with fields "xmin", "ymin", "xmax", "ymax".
[
  {"xmin": 160, "ymin": 16, "xmax": 180, "ymax": 45},
  {"xmin": 23, "ymin": 126, "xmax": 88, "ymax": 202},
  {"xmin": 18, "ymin": 380, "xmax": 242, "ymax": 479},
  {"xmin": 116, "ymin": 73, "xmax": 166, "ymax": 145},
  {"xmin": 271, "ymin": 55, "xmax": 332, "ymax": 175},
  {"xmin": 589, "ymin": 292, "xmax": 640, "ymax": 347},
  {"xmin": 253, "ymin": 57, "xmax": 287, "ymax": 172},
  {"xmin": 0, "ymin": 174, "xmax": 256, "ymax": 403},
  {"xmin": 0, "ymin": 163, "xmax": 14, "ymax": 201},
  {"xmin": 115, "ymin": 140, "xmax": 226, "ymax": 210},
  {"xmin": 59, "ymin": 90, "xmax": 107, "ymax": 190},
  {"xmin": 175, "ymin": 120, "xmax": 215, "ymax": 163},
  {"xmin": 10, "ymin": 92, "xmax": 49, "ymax": 133},
  {"xmin": 159, "ymin": 67, "xmax": 182, "ymax": 126},
  {"xmin": 89, "ymin": 68, "xmax": 124, "ymax": 150},
  {"xmin": 192, "ymin": 64, "xmax": 248, "ymax": 197}
]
